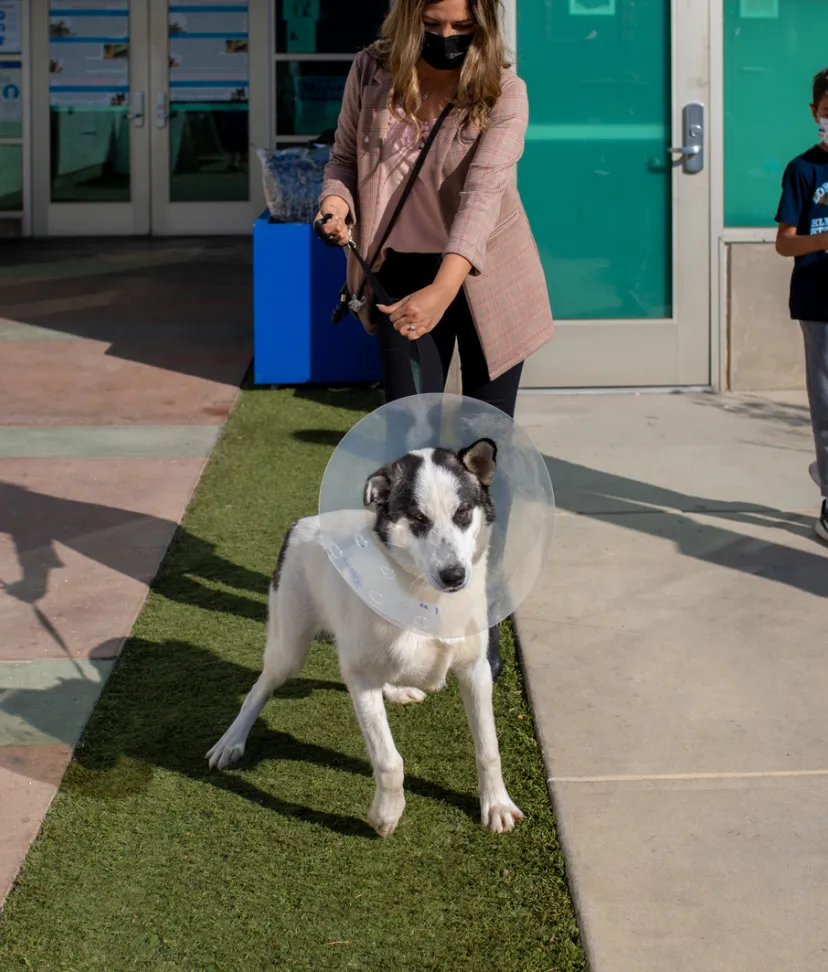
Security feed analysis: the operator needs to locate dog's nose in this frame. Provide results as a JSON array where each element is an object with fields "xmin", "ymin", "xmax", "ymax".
[{"xmin": 438, "ymin": 565, "xmax": 466, "ymax": 589}]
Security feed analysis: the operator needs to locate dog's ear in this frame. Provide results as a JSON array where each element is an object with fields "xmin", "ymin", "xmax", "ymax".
[
  {"xmin": 363, "ymin": 466, "xmax": 391, "ymax": 507},
  {"xmin": 458, "ymin": 438, "xmax": 497, "ymax": 486}
]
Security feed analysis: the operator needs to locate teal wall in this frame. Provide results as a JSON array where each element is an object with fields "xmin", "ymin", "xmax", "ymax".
[
  {"xmin": 724, "ymin": 0, "xmax": 825, "ymax": 227},
  {"xmin": 517, "ymin": 0, "xmax": 671, "ymax": 319}
]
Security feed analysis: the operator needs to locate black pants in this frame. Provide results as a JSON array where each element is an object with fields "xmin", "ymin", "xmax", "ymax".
[
  {"xmin": 373, "ymin": 250, "xmax": 519, "ymax": 680},
  {"xmin": 374, "ymin": 250, "xmax": 523, "ymax": 418}
]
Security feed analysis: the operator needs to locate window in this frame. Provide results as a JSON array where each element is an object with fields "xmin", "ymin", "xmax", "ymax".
[
  {"xmin": 273, "ymin": 0, "xmax": 390, "ymax": 146},
  {"xmin": 724, "ymin": 0, "xmax": 824, "ymax": 227}
]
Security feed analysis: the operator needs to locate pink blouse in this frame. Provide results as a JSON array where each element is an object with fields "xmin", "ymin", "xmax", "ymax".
[{"xmin": 369, "ymin": 112, "xmax": 448, "ymax": 270}]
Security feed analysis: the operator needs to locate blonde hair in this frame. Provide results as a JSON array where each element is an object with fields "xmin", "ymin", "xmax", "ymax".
[{"xmin": 369, "ymin": 0, "xmax": 509, "ymax": 132}]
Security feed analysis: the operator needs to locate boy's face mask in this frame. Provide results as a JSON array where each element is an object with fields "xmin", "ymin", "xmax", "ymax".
[
  {"xmin": 420, "ymin": 31, "xmax": 473, "ymax": 71},
  {"xmin": 818, "ymin": 116, "xmax": 828, "ymax": 147}
]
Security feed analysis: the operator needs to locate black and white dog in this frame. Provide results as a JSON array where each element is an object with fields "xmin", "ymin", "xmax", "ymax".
[{"xmin": 206, "ymin": 437, "xmax": 523, "ymax": 837}]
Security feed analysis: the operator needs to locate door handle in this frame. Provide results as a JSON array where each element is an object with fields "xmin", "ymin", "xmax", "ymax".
[
  {"xmin": 665, "ymin": 102, "xmax": 704, "ymax": 174},
  {"xmin": 155, "ymin": 92, "xmax": 170, "ymax": 129},
  {"xmin": 128, "ymin": 91, "xmax": 144, "ymax": 127}
]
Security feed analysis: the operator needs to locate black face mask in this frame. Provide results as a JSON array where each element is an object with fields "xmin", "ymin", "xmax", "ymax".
[{"xmin": 420, "ymin": 30, "xmax": 472, "ymax": 71}]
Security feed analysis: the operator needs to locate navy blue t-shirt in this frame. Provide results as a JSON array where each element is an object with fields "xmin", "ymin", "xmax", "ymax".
[{"xmin": 775, "ymin": 145, "xmax": 828, "ymax": 321}]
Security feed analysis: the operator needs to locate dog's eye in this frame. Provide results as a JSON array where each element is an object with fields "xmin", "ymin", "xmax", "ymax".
[
  {"xmin": 409, "ymin": 511, "xmax": 430, "ymax": 525},
  {"xmin": 454, "ymin": 505, "xmax": 473, "ymax": 525}
]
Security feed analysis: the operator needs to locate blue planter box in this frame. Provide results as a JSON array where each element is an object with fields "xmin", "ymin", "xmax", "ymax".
[{"xmin": 253, "ymin": 213, "xmax": 382, "ymax": 385}]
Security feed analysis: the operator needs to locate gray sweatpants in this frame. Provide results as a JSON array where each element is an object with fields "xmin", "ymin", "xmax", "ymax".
[{"xmin": 800, "ymin": 321, "xmax": 828, "ymax": 497}]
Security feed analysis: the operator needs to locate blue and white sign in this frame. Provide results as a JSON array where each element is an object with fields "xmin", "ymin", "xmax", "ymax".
[
  {"xmin": 0, "ymin": 61, "xmax": 21, "ymax": 136},
  {"xmin": 168, "ymin": 2, "xmax": 248, "ymax": 103},
  {"xmin": 48, "ymin": 3, "xmax": 130, "ymax": 107},
  {"xmin": 0, "ymin": 0, "xmax": 22, "ymax": 54}
]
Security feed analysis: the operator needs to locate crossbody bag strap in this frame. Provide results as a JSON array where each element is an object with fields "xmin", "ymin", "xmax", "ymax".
[{"xmin": 355, "ymin": 99, "xmax": 455, "ymax": 302}]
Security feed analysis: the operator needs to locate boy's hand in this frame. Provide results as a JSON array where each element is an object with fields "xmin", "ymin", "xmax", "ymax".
[{"xmin": 775, "ymin": 224, "xmax": 828, "ymax": 257}]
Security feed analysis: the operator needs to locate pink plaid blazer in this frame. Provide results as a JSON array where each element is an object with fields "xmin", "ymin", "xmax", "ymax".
[{"xmin": 320, "ymin": 51, "xmax": 554, "ymax": 381}]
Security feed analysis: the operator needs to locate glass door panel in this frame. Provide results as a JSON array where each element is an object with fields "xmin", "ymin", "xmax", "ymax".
[
  {"xmin": 150, "ymin": 0, "xmax": 266, "ymax": 234},
  {"xmin": 48, "ymin": 2, "xmax": 132, "ymax": 203},
  {"xmin": 167, "ymin": 1, "xmax": 249, "ymax": 203},
  {"xmin": 33, "ymin": 0, "xmax": 151, "ymax": 234}
]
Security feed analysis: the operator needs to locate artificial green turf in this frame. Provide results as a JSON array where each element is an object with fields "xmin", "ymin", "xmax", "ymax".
[{"xmin": 0, "ymin": 387, "xmax": 587, "ymax": 972}]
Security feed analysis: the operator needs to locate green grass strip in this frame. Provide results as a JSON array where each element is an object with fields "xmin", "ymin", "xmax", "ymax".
[{"xmin": 0, "ymin": 387, "xmax": 587, "ymax": 972}]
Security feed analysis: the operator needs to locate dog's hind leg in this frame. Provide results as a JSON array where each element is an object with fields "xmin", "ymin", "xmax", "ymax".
[
  {"xmin": 206, "ymin": 578, "xmax": 314, "ymax": 770},
  {"xmin": 345, "ymin": 674, "xmax": 406, "ymax": 837},
  {"xmin": 455, "ymin": 652, "xmax": 524, "ymax": 834}
]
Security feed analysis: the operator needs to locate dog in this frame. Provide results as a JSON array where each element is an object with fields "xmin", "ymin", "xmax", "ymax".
[{"xmin": 206, "ymin": 437, "xmax": 523, "ymax": 837}]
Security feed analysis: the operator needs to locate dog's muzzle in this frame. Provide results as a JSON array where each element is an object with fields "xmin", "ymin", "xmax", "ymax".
[{"xmin": 437, "ymin": 564, "xmax": 467, "ymax": 592}]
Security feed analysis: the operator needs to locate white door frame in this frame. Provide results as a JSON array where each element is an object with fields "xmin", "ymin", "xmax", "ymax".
[
  {"xmin": 503, "ymin": 0, "xmax": 712, "ymax": 389},
  {"xmin": 31, "ymin": 0, "xmax": 267, "ymax": 236}
]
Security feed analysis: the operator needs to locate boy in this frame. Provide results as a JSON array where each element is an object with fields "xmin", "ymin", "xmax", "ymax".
[{"xmin": 775, "ymin": 67, "xmax": 828, "ymax": 544}]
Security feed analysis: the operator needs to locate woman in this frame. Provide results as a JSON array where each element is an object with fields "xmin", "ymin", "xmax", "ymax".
[{"xmin": 315, "ymin": 0, "xmax": 553, "ymax": 677}]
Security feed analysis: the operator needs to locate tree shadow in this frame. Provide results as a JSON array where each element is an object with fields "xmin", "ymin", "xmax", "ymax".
[
  {"xmin": 546, "ymin": 454, "xmax": 827, "ymax": 598},
  {"xmin": 0, "ymin": 480, "xmax": 268, "ymax": 621},
  {"xmin": 4, "ymin": 636, "xmax": 477, "ymax": 838}
]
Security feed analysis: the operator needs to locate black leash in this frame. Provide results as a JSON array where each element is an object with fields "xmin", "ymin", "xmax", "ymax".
[
  {"xmin": 312, "ymin": 217, "xmax": 395, "ymax": 307},
  {"xmin": 313, "ymin": 100, "xmax": 455, "ymax": 318},
  {"xmin": 313, "ymin": 213, "xmax": 435, "ymax": 392}
]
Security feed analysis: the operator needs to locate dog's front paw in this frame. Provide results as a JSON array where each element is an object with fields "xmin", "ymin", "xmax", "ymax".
[
  {"xmin": 367, "ymin": 790, "xmax": 405, "ymax": 838},
  {"xmin": 205, "ymin": 733, "xmax": 245, "ymax": 770},
  {"xmin": 481, "ymin": 798, "xmax": 524, "ymax": 834},
  {"xmin": 382, "ymin": 684, "xmax": 427, "ymax": 705}
]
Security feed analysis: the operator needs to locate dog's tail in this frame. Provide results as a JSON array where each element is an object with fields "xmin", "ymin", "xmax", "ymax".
[
  {"xmin": 262, "ymin": 521, "xmax": 314, "ymax": 680},
  {"xmin": 269, "ymin": 521, "xmax": 297, "ymax": 597}
]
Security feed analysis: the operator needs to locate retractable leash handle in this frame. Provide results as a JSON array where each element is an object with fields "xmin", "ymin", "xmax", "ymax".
[
  {"xmin": 313, "ymin": 215, "xmax": 359, "ymax": 322},
  {"xmin": 312, "ymin": 213, "xmax": 395, "ymax": 306},
  {"xmin": 312, "ymin": 212, "xmax": 343, "ymax": 248}
]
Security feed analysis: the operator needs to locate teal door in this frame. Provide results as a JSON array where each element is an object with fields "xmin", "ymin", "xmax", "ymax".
[{"xmin": 514, "ymin": 0, "xmax": 711, "ymax": 388}]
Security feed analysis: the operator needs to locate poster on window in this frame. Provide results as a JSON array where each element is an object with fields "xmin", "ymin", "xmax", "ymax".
[
  {"xmin": 48, "ymin": 3, "xmax": 129, "ymax": 107},
  {"xmin": 169, "ymin": 2, "xmax": 248, "ymax": 103},
  {"xmin": 0, "ymin": 0, "xmax": 22, "ymax": 54}
]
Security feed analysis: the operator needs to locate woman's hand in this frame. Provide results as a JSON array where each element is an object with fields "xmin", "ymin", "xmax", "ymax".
[
  {"xmin": 314, "ymin": 195, "xmax": 351, "ymax": 246},
  {"xmin": 377, "ymin": 254, "xmax": 473, "ymax": 341},
  {"xmin": 377, "ymin": 282, "xmax": 455, "ymax": 341}
]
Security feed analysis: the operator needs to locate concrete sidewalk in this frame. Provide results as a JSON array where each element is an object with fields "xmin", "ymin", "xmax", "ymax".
[
  {"xmin": 0, "ymin": 239, "xmax": 252, "ymax": 907},
  {"xmin": 514, "ymin": 390, "xmax": 828, "ymax": 972}
]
